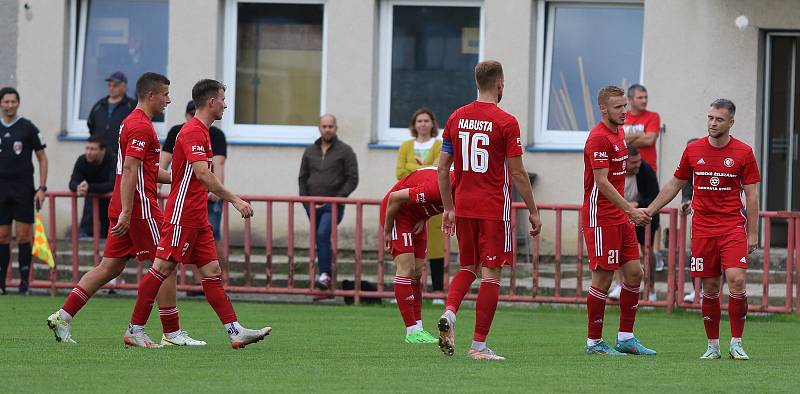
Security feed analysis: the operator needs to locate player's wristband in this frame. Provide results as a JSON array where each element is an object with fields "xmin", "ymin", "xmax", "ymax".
[{"xmin": 38, "ymin": 186, "xmax": 47, "ymax": 192}]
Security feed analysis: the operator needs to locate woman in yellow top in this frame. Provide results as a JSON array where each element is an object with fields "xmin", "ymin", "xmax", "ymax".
[{"xmin": 395, "ymin": 108, "xmax": 445, "ymax": 299}]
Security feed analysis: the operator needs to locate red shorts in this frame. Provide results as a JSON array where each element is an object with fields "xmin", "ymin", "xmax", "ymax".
[
  {"xmin": 690, "ymin": 230, "xmax": 748, "ymax": 278},
  {"xmin": 456, "ymin": 217, "xmax": 513, "ymax": 268},
  {"xmin": 104, "ymin": 216, "xmax": 162, "ymax": 262},
  {"xmin": 385, "ymin": 212, "xmax": 428, "ymax": 259},
  {"xmin": 584, "ymin": 222, "xmax": 640, "ymax": 271},
  {"xmin": 155, "ymin": 223, "xmax": 218, "ymax": 267}
]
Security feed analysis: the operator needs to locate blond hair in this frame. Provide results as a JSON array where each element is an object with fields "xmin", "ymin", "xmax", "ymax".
[{"xmin": 474, "ymin": 60, "xmax": 504, "ymax": 91}]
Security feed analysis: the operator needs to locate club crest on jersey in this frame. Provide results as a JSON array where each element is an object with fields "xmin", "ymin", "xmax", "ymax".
[
  {"xmin": 13, "ymin": 141, "xmax": 22, "ymax": 155},
  {"xmin": 182, "ymin": 242, "xmax": 190, "ymax": 256},
  {"xmin": 710, "ymin": 176, "xmax": 720, "ymax": 187},
  {"xmin": 724, "ymin": 158, "xmax": 734, "ymax": 167}
]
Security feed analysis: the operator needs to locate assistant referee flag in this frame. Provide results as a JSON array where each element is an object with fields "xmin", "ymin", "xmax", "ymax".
[{"xmin": 32, "ymin": 212, "xmax": 55, "ymax": 268}]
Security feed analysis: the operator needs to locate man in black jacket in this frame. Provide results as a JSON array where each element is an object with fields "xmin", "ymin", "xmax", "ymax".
[
  {"xmin": 298, "ymin": 113, "xmax": 359, "ymax": 290},
  {"xmin": 86, "ymin": 72, "xmax": 136, "ymax": 157},
  {"xmin": 69, "ymin": 135, "xmax": 115, "ymax": 238}
]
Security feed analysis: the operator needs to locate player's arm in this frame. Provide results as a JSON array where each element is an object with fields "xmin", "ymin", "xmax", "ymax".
[
  {"xmin": 628, "ymin": 132, "xmax": 658, "ymax": 148},
  {"xmin": 743, "ymin": 183, "xmax": 760, "ymax": 254},
  {"xmin": 593, "ymin": 167, "xmax": 649, "ymax": 225},
  {"xmin": 383, "ymin": 189, "xmax": 410, "ymax": 245},
  {"xmin": 157, "ymin": 168, "xmax": 171, "ymax": 184},
  {"xmin": 110, "ymin": 156, "xmax": 141, "ymax": 236},
  {"xmin": 508, "ymin": 156, "xmax": 541, "ymax": 236},
  {"xmin": 191, "ymin": 160, "xmax": 253, "ymax": 218},
  {"xmin": 437, "ymin": 146, "xmax": 455, "ymax": 236},
  {"xmin": 644, "ymin": 176, "xmax": 687, "ymax": 217},
  {"xmin": 208, "ymin": 155, "xmax": 225, "ymax": 201}
]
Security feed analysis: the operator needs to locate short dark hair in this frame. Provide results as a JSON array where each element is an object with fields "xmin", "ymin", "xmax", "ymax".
[
  {"xmin": 87, "ymin": 134, "xmax": 106, "ymax": 149},
  {"xmin": 192, "ymin": 79, "xmax": 226, "ymax": 108},
  {"xmin": 0, "ymin": 87, "xmax": 20, "ymax": 102},
  {"xmin": 135, "ymin": 72, "xmax": 170, "ymax": 100},
  {"xmin": 628, "ymin": 146, "xmax": 640, "ymax": 157},
  {"xmin": 627, "ymin": 84, "xmax": 647, "ymax": 97},
  {"xmin": 710, "ymin": 98, "xmax": 736, "ymax": 117}
]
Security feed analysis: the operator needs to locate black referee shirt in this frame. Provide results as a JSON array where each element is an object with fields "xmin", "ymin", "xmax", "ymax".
[
  {"xmin": 163, "ymin": 123, "xmax": 227, "ymax": 157},
  {"xmin": 0, "ymin": 117, "xmax": 46, "ymax": 181}
]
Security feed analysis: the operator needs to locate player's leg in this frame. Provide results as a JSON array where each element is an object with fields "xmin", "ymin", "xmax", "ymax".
[
  {"xmin": 410, "ymin": 257, "xmax": 437, "ymax": 343},
  {"xmin": 438, "ymin": 218, "xmax": 478, "ymax": 356},
  {"xmin": 0, "ymin": 223, "xmax": 11, "ymax": 295},
  {"xmin": 156, "ymin": 272, "xmax": 207, "ymax": 346},
  {"xmin": 393, "ymin": 252, "xmax": 420, "ymax": 340},
  {"xmin": 583, "ymin": 225, "xmax": 623, "ymax": 355},
  {"xmin": 614, "ymin": 222, "xmax": 656, "ymax": 355},
  {"xmin": 699, "ymin": 276, "xmax": 722, "ymax": 359},
  {"xmin": 468, "ymin": 265, "xmax": 504, "ymax": 360},
  {"xmin": 13, "ymin": 220, "xmax": 33, "ymax": 294},
  {"xmin": 725, "ymin": 267, "xmax": 748, "ymax": 359},
  {"xmin": 124, "ymin": 257, "xmax": 177, "ymax": 348}
]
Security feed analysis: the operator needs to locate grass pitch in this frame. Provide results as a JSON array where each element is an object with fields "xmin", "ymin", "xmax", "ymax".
[{"xmin": 1, "ymin": 294, "xmax": 797, "ymax": 393}]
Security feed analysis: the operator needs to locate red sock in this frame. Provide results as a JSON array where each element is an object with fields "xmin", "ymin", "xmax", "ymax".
[
  {"xmin": 130, "ymin": 268, "xmax": 166, "ymax": 326},
  {"xmin": 728, "ymin": 291, "xmax": 747, "ymax": 338},
  {"xmin": 701, "ymin": 292, "xmax": 721, "ymax": 340},
  {"xmin": 201, "ymin": 276, "xmax": 237, "ymax": 325},
  {"xmin": 618, "ymin": 283, "xmax": 640, "ymax": 333},
  {"xmin": 587, "ymin": 286, "xmax": 608, "ymax": 340},
  {"xmin": 394, "ymin": 276, "xmax": 416, "ymax": 328},
  {"xmin": 411, "ymin": 279, "xmax": 422, "ymax": 322},
  {"xmin": 62, "ymin": 286, "xmax": 90, "ymax": 317},
  {"xmin": 159, "ymin": 306, "xmax": 180, "ymax": 334},
  {"xmin": 445, "ymin": 269, "xmax": 477, "ymax": 314},
  {"xmin": 474, "ymin": 278, "xmax": 500, "ymax": 342}
]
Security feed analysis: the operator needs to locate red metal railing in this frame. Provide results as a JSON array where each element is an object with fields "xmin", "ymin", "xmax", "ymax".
[{"xmin": 6, "ymin": 192, "xmax": 798, "ymax": 313}]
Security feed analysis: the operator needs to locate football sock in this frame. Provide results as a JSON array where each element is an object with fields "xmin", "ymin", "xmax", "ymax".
[
  {"xmin": 471, "ymin": 341, "xmax": 487, "ymax": 351},
  {"xmin": 393, "ymin": 276, "xmax": 417, "ymax": 328},
  {"xmin": 618, "ymin": 283, "xmax": 640, "ymax": 334},
  {"xmin": 617, "ymin": 332, "xmax": 634, "ymax": 341},
  {"xmin": 159, "ymin": 306, "xmax": 180, "ymax": 335},
  {"xmin": 445, "ymin": 268, "xmax": 476, "ymax": 314},
  {"xmin": 202, "ymin": 276, "xmax": 238, "ymax": 325},
  {"xmin": 0, "ymin": 243, "xmax": 9, "ymax": 291},
  {"xmin": 701, "ymin": 292, "xmax": 721, "ymax": 340},
  {"xmin": 130, "ymin": 268, "xmax": 166, "ymax": 326},
  {"xmin": 18, "ymin": 243, "xmax": 31, "ymax": 286},
  {"xmin": 443, "ymin": 309, "xmax": 456, "ymax": 323},
  {"xmin": 61, "ymin": 286, "xmax": 90, "ymax": 321},
  {"xmin": 587, "ymin": 286, "xmax": 608, "ymax": 340},
  {"xmin": 728, "ymin": 291, "xmax": 747, "ymax": 338},
  {"xmin": 473, "ymin": 278, "xmax": 500, "ymax": 342},
  {"xmin": 411, "ymin": 278, "xmax": 422, "ymax": 322},
  {"xmin": 708, "ymin": 339, "xmax": 720, "ymax": 348},
  {"xmin": 225, "ymin": 321, "xmax": 244, "ymax": 336}
]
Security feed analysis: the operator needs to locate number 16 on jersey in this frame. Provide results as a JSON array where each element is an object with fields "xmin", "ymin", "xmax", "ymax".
[{"xmin": 458, "ymin": 131, "xmax": 489, "ymax": 173}]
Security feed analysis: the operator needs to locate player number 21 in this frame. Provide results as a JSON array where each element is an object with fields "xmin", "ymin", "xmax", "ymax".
[
  {"xmin": 690, "ymin": 257, "xmax": 704, "ymax": 272},
  {"xmin": 607, "ymin": 249, "xmax": 620, "ymax": 265},
  {"xmin": 458, "ymin": 131, "xmax": 489, "ymax": 173}
]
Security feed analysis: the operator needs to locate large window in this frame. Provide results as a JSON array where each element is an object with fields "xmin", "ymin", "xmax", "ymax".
[
  {"xmin": 533, "ymin": 2, "xmax": 643, "ymax": 148},
  {"xmin": 68, "ymin": 0, "xmax": 169, "ymax": 135},
  {"xmin": 377, "ymin": 1, "xmax": 483, "ymax": 145},
  {"xmin": 223, "ymin": 0, "xmax": 326, "ymax": 143}
]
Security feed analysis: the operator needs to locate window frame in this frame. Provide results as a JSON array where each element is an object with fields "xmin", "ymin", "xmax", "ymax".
[
  {"xmin": 532, "ymin": 0, "xmax": 643, "ymax": 149},
  {"xmin": 375, "ymin": 0, "xmax": 485, "ymax": 146},
  {"xmin": 222, "ymin": 0, "xmax": 328, "ymax": 145},
  {"xmin": 66, "ymin": 0, "xmax": 168, "ymax": 137}
]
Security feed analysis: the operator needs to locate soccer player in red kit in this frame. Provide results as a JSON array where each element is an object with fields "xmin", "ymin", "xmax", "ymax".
[
  {"xmin": 623, "ymin": 84, "xmax": 661, "ymax": 173},
  {"xmin": 645, "ymin": 99, "xmax": 759, "ymax": 360},
  {"xmin": 123, "ymin": 79, "xmax": 270, "ymax": 349},
  {"xmin": 381, "ymin": 167, "xmax": 448, "ymax": 344},
  {"xmin": 436, "ymin": 60, "xmax": 541, "ymax": 360},
  {"xmin": 47, "ymin": 72, "xmax": 205, "ymax": 347},
  {"xmin": 582, "ymin": 85, "xmax": 656, "ymax": 356}
]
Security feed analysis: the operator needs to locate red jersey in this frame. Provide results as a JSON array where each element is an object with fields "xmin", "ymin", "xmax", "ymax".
[
  {"xmin": 163, "ymin": 117, "xmax": 213, "ymax": 228},
  {"xmin": 623, "ymin": 110, "xmax": 661, "ymax": 172},
  {"xmin": 582, "ymin": 122, "xmax": 629, "ymax": 228},
  {"xmin": 441, "ymin": 101, "xmax": 523, "ymax": 221},
  {"xmin": 108, "ymin": 108, "xmax": 162, "ymax": 220},
  {"xmin": 383, "ymin": 167, "xmax": 444, "ymax": 223},
  {"xmin": 674, "ymin": 136, "xmax": 760, "ymax": 237}
]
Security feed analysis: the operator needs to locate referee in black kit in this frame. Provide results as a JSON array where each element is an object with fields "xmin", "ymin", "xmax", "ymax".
[{"xmin": 0, "ymin": 87, "xmax": 48, "ymax": 295}]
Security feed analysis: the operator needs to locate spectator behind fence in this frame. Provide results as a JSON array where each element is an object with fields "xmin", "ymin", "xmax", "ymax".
[
  {"xmin": 0, "ymin": 87, "xmax": 48, "ymax": 295},
  {"xmin": 298, "ymin": 113, "xmax": 359, "ymax": 291},
  {"xmin": 161, "ymin": 100, "xmax": 227, "ymax": 296},
  {"xmin": 610, "ymin": 146, "xmax": 660, "ymax": 302},
  {"xmin": 87, "ymin": 71, "xmax": 136, "ymax": 157},
  {"xmin": 68, "ymin": 135, "xmax": 114, "ymax": 239},
  {"xmin": 395, "ymin": 108, "xmax": 445, "ymax": 299}
]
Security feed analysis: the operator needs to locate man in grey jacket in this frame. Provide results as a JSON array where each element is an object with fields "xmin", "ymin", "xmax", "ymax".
[{"xmin": 298, "ymin": 114, "xmax": 359, "ymax": 290}]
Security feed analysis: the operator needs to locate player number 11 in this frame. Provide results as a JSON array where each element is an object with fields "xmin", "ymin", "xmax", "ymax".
[{"xmin": 458, "ymin": 131, "xmax": 489, "ymax": 173}]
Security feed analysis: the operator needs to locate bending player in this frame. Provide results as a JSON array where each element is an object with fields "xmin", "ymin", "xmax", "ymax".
[
  {"xmin": 47, "ymin": 72, "xmax": 205, "ymax": 346},
  {"xmin": 645, "ymin": 99, "xmax": 759, "ymax": 360},
  {"xmin": 382, "ymin": 167, "xmax": 446, "ymax": 344},
  {"xmin": 582, "ymin": 86, "xmax": 656, "ymax": 356},
  {"xmin": 123, "ymin": 79, "xmax": 270, "ymax": 349},
  {"xmin": 436, "ymin": 60, "xmax": 541, "ymax": 360}
]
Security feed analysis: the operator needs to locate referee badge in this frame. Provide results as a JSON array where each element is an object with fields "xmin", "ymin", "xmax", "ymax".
[{"xmin": 13, "ymin": 141, "xmax": 22, "ymax": 155}]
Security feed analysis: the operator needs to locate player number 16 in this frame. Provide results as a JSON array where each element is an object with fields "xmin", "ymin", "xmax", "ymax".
[{"xmin": 458, "ymin": 131, "xmax": 489, "ymax": 173}]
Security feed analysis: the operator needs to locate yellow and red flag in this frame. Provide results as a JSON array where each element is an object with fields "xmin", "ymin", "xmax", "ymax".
[{"xmin": 32, "ymin": 212, "xmax": 55, "ymax": 268}]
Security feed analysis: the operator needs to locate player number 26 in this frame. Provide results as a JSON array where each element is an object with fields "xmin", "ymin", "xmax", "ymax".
[
  {"xmin": 458, "ymin": 131, "xmax": 489, "ymax": 173},
  {"xmin": 690, "ymin": 257, "xmax": 704, "ymax": 272}
]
